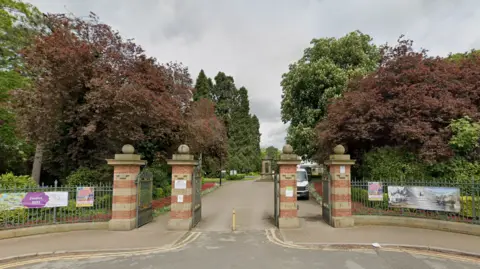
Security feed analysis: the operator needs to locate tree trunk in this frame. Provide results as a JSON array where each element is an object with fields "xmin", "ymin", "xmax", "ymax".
[{"xmin": 31, "ymin": 143, "xmax": 44, "ymax": 185}]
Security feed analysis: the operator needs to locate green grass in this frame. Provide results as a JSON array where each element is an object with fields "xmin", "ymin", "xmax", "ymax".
[{"xmin": 203, "ymin": 178, "xmax": 221, "ymax": 183}]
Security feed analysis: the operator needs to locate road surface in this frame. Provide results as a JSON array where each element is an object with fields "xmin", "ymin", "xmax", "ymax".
[{"xmin": 7, "ymin": 230, "xmax": 479, "ymax": 269}]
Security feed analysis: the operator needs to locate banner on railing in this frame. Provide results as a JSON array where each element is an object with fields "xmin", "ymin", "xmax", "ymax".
[
  {"xmin": 0, "ymin": 192, "xmax": 69, "ymax": 210},
  {"xmin": 76, "ymin": 187, "xmax": 94, "ymax": 207},
  {"xmin": 368, "ymin": 182, "xmax": 384, "ymax": 201},
  {"xmin": 387, "ymin": 186, "xmax": 461, "ymax": 213}
]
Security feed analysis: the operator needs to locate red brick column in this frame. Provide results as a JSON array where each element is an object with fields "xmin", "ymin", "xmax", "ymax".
[
  {"xmin": 106, "ymin": 144, "xmax": 146, "ymax": 231},
  {"xmin": 167, "ymin": 144, "xmax": 197, "ymax": 230},
  {"xmin": 324, "ymin": 145, "xmax": 356, "ymax": 228},
  {"xmin": 276, "ymin": 144, "xmax": 301, "ymax": 228}
]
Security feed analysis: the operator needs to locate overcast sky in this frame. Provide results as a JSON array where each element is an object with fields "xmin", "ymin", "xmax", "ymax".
[{"xmin": 28, "ymin": 0, "xmax": 480, "ymax": 148}]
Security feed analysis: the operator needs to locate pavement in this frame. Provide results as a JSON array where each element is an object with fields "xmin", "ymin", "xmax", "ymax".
[
  {"xmin": 290, "ymin": 198, "xmax": 480, "ymax": 255},
  {"xmin": 0, "ymin": 179, "xmax": 479, "ymax": 268},
  {"xmin": 0, "ymin": 214, "xmax": 186, "ymax": 260}
]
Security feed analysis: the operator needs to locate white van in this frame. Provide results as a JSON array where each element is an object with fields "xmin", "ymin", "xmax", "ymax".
[{"xmin": 296, "ymin": 168, "xmax": 309, "ymax": 199}]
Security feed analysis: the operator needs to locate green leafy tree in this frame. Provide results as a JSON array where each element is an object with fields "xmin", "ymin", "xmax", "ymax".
[
  {"xmin": 281, "ymin": 30, "xmax": 381, "ymax": 159},
  {"xmin": 193, "ymin": 69, "xmax": 212, "ymax": 101},
  {"xmin": 449, "ymin": 116, "xmax": 480, "ymax": 157},
  {"xmin": 0, "ymin": 0, "xmax": 43, "ymax": 175}
]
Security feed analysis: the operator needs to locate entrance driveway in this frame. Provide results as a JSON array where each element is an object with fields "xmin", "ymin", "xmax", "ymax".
[{"xmin": 195, "ymin": 180, "xmax": 276, "ymax": 231}]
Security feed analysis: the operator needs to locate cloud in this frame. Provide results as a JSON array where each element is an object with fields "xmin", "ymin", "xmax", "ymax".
[{"xmin": 29, "ymin": 0, "xmax": 480, "ymax": 149}]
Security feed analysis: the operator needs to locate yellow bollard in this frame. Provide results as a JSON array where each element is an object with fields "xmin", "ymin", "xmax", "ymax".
[{"xmin": 232, "ymin": 208, "xmax": 236, "ymax": 231}]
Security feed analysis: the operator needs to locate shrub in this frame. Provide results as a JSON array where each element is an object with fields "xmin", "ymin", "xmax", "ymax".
[
  {"xmin": 93, "ymin": 194, "xmax": 112, "ymax": 208},
  {"xmin": 428, "ymin": 157, "xmax": 480, "ymax": 194},
  {"xmin": 147, "ymin": 164, "xmax": 170, "ymax": 190},
  {"xmin": 226, "ymin": 174, "xmax": 244, "ymax": 180},
  {"xmin": 351, "ymin": 187, "xmax": 389, "ymax": 210},
  {"xmin": 0, "ymin": 172, "xmax": 37, "ymax": 188},
  {"xmin": 460, "ymin": 196, "xmax": 480, "ymax": 219},
  {"xmin": 360, "ymin": 147, "xmax": 429, "ymax": 182},
  {"xmin": 153, "ymin": 188, "xmax": 165, "ymax": 199},
  {"xmin": 0, "ymin": 209, "xmax": 28, "ymax": 225},
  {"xmin": 65, "ymin": 166, "xmax": 112, "ymax": 186}
]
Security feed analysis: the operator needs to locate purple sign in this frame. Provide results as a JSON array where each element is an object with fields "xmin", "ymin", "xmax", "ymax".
[{"xmin": 22, "ymin": 192, "xmax": 49, "ymax": 208}]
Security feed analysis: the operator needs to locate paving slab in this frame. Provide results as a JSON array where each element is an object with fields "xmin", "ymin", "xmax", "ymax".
[{"xmin": 0, "ymin": 214, "xmax": 186, "ymax": 260}]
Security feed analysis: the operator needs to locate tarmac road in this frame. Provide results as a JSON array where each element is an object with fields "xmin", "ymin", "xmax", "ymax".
[{"xmin": 5, "ymin": 230, "xmax": 479, "ymax": 269}]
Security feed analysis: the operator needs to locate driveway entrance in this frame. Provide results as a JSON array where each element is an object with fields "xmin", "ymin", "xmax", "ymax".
[{"xmin": 194, "ymin": 179, "xmax": 275, "ymax": 231}]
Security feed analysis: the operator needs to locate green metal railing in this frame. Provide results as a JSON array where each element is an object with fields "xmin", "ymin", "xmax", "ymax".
[
  {"xmin": 351, "ymin": 178, "xmax": 479, "ymax": 225},
  {"xmin": 0, "ymin": 181, "xmax": 113, "ymax": 230}
]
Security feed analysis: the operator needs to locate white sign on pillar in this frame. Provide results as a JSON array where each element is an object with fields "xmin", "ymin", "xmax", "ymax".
[{"xmin": 340, "ymin": 165, "xmax": 346, "ymax": 174}]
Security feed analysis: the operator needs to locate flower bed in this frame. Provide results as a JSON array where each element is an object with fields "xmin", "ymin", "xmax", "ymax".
[{"xmin": 313, "ymin": 181, "xmax": 323, "ymax": 196}]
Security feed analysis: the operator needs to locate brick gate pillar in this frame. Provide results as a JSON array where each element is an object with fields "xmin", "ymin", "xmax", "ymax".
[
  {"xmin": 106, "ymin": 144, "xmax": 146, "ymax": 231},
  {"xmin": 324, "ymin": 145, "xmax": 356, "ymax": 228},
  {"xmin": 167, "ymin": 144, "xmax": 197, "ymax": 230},
  {"xmin": 277, "ymin": 144, "xmax": 301, "ymax": 228}
]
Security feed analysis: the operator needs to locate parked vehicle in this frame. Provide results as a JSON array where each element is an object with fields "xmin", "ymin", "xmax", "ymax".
[{"xmin": 296, "ymin": 168, "xmax": 309, "ymax": 199}]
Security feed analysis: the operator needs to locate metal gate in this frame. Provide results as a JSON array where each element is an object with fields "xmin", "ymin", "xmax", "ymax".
[
  {"xmin": 191, "ymin": 154, "xmax": 202, "ymax": 229},
  {"xmin": 322, "ymin": 171, "xmax": 332, "ymax": 225},
  {"xmin": 273, "ymin": 171, "xmax": 280, "ymax": 227},
  {"xmin": 136, "ymin": 168, "xmax": 153, "ymax": 228}
]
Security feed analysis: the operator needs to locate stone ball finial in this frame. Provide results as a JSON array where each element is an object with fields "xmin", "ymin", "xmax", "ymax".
[
  {"xmin": 122, "ymin": 144, "xmax": 135, "ymax": 154},
  {"xmin": 282, "ymin": 144, "xmax": 293, "ymax": 154},
  {"xmin": 333, "ymin": 144, "xmax": 346, "ymax": 155},
  {"xmin": 178, "ymin": 144, "xmax": 190, "ymax": 154}
]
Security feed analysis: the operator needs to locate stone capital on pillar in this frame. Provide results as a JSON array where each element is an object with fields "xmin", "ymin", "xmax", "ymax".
[
  {"xmin": 106, "ymin": 144, "xmax": 146, "ymax": 231},
  {"xmin": 276, "ymin": 144, "xmax": 301, "ymax": 228},
  {"xmin": 167, "ymin": 144, "xmax": 197, "ymax": 230},
  {"xmin": 324, "ymin": 144, "xmax": 356, "ymax": 228}
]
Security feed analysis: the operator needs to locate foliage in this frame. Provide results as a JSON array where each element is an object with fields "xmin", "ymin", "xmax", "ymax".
[
  {"xmin": 264, "ymin": 146, "xmax": 280, "ymax": 159},
  {"xmin": 147, "ymin": 163, "xmax": 170, "ymax": 190},
  {"xmin": 195, "ymin": 70, "xmax": 261, "ymax": 173},
  {"xmin": 65, "ymin": 166, "xmax": 112, "ymax": 186},
  {"xmin": 185, "ymin": 98, "xmax": 227, "ymax": 157},
  {"xmin": 448, "ymin": 117, "xmax": 480, "ymax": 157},
  {"xmin": 193, "ymin": 69, "xmax": 213, "ymax": 101},
  {"xmin": 360, "ymin": 147, "xmax": 428, "ymax": 181},
  {"xmin": 153, "ymin": 187, "xmax": 165, "ymax": 199},
  {"xmin": 317, "ymin": 37, "xmax": 480, "ymax": 162},
  {"xmin": 460, "ymin": 196, "xmax": 480, "ymax": 219},
  {"xmin": 0, "ymin": 0, "xmax": 44, "ymax": 175},
  {"xmin": 226, "ymin": 174, "xmax": 245, "ymax": 180},
  {"xmin": 351, "ymin": 188, "xmax": 389, "ymax": 209},
  {"xmin": 427, "ymin": 157, "xmax": 480, "ymax": 188},
  {"xmin": 0, "ymin": 172, "xmax": 36, "ymax": 187},
  {"xmin": 281, "ymin": 30, "xmax": 381, "ymax": 159},
  {"xmin": 10, "ymin": 13, "xmax": 226, "ymax": 180}
]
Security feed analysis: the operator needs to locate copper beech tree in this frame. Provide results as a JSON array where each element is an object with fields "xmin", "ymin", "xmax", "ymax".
[
  {"xmin": 317, "ymin": 38, "xmax": 480, "ymax": 163},
  {"xmin": 12, "ymin": 13, "xmax": 226, "ymax": 177}
]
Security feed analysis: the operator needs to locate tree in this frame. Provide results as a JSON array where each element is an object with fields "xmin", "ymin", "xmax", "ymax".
[
  {"xmin": 281, "ymin": 30, "xmax": 381, "ymax": 159},
  {"xmin": 316, "ymin": 37, "xmax": 480, "ymax": 163},
  {"xmin": 0, "ymin": 0, "xmax": 44, "ymax": 176},
  {"xmin": 227, "ymin": 87, "xmax": 260, "ymax": 172},
  {"xmin": 185, "ymin": 98, "xmax": 227, "ymax": 158},
  {"xmin": 193, "ymin": 70, "xmax": 212, "ymax": 101},
  {"xmin": 13, "ymin": 13, "xmax": 195, "ymax": 180},
  {"xmin": 265, "ymin": 146, "xmax": 279, "ymax": 159}
]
